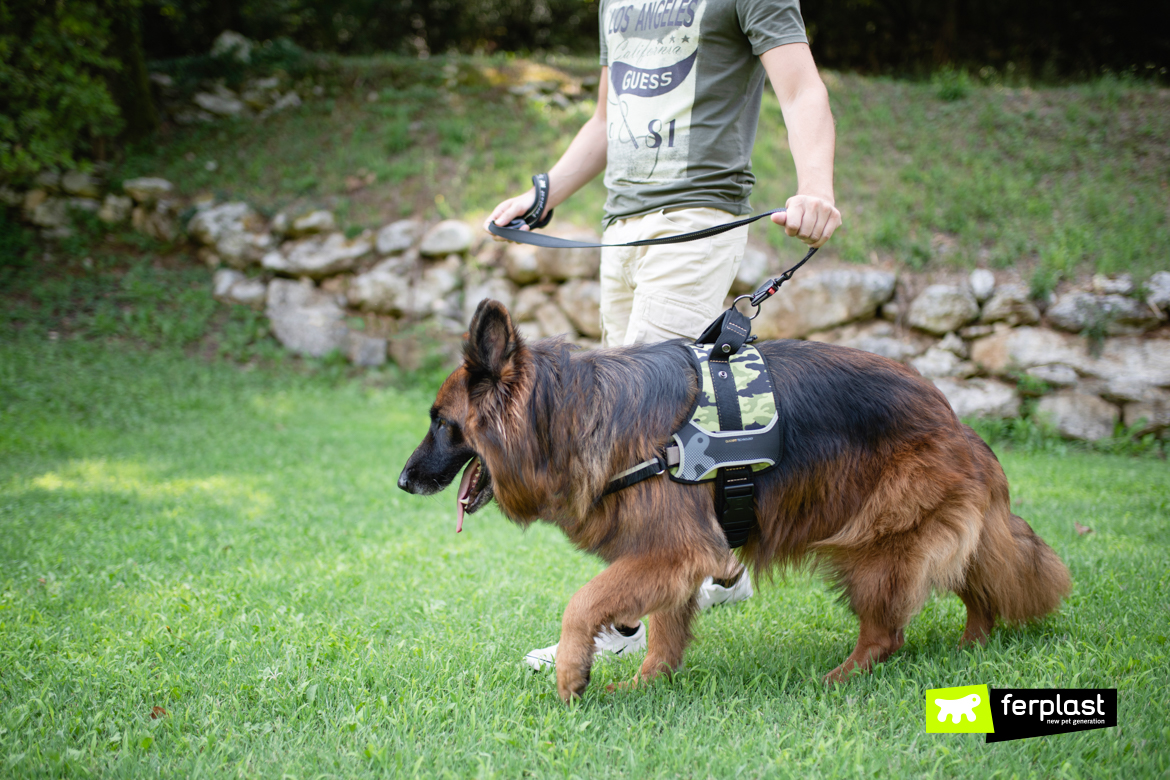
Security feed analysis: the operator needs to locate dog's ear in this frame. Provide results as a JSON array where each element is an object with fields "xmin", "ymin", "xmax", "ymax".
[{"xmin": 464, "ymin": 299, "xmax": 521, "ymax": 382}]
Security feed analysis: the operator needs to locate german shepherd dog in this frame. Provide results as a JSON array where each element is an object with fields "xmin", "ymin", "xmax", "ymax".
[{"xmin": 398, "ymin": 300, "xmax": 1071, "ymax": 702}]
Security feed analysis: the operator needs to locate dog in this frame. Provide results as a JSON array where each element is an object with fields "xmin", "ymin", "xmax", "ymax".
[{"xmin": 398, "ymin": 300, "xmax": 1071, "ymax": 702}]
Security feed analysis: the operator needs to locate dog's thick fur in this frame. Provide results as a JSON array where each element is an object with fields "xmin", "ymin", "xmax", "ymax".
[{"xmin": 399, "ymin": 300, "xmax": 1071, "ymax": 701}]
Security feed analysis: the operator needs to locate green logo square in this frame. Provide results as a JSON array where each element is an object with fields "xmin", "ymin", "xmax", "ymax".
[{"xmin": 926, "ymin": 684, "xmax": 995, "ymax": 733}]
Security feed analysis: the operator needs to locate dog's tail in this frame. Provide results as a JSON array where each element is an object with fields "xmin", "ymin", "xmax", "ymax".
[{"xmin": 962, "ymin": 504, "xmax": 1071, "ymax": 626}]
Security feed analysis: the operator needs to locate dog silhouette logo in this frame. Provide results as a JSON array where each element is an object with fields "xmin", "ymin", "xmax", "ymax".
[
  {"xmin": 935, "ymin": 693, "xmax": 981, "ymax": 724},
  {"xmin": 926, "ymin": 685, "xmax": 994, "ymax": 734}
]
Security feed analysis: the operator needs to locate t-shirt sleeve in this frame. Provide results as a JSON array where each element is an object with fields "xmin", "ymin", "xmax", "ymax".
[
  {"xmin": 599, "ymin": 6, "xmax": 608, "ymax": 66},
  {"xmin": 737, "ymin": 0, "xmax": 808, "ymax": 56}
]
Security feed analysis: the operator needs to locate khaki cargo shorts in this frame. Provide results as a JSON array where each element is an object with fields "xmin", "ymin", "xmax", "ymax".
[{"xmin": 599, "ymin": 207, "xmax": 749, "ymax": 347}]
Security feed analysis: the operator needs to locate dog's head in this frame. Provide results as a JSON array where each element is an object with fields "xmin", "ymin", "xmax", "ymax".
[{"xmin": 397, "ymin": 299, "xmax": 526, "ymax": 530}]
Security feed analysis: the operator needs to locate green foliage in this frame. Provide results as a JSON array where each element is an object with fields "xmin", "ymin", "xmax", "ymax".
[
  {"xmin": 0, "ymin": 338, "xmax": 1167, "ymax": 777},
  {"xmin": 0, "ymin": 0, "xmax": 127, "ymax": 182},
  {"xmin": 932, "ymin": 67, "xmax": 972, "ymax": 101}
]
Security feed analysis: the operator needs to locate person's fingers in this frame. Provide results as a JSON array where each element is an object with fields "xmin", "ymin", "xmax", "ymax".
[
  {"xmin": 810, "ymin": 207, "xmax": 842, "ymax": 249},
  {"xmin": 783, "ymin": 200, "xmax": 805, "ymax": 240},
  {"xmin": 807, "ymin": 205, "xmax": 830, "ymax": 245},
  {"xmin": 770, "ymin": 210, "xmax": 788, "ymax": 227}
]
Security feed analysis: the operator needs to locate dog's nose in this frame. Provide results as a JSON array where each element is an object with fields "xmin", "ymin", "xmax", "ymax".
[{"xmin": 397, "ymin": 469, "xmax": 415, "ymax": 493}]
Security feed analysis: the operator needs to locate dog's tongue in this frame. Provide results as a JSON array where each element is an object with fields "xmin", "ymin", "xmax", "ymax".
[{"xmin": 455, "ymin": 459, "xmax": 477, "ymax": 533}]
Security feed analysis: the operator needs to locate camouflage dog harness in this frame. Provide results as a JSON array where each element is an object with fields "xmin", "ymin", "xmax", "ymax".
[
  {"xmin": 603, "ymin": 305, "xmax": 781, "ymax": 548},
  {"xmin": 669, "ymin": 343, "xmax": 781, "ymax": 483}
]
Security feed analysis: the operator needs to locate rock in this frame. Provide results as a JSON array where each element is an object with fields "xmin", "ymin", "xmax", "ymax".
[
  {"xmin": 753, "ymin": 268, "xmax": 897, "ymax": 340},
  {"xmin": 517, "ymin": 321, "xmax": 545, "ymax": 342},
  {"xmin": 968, "ymin": 269, "xmax": 996, "ymax": 302},
  {"xmin": 463, "ymin": 276, "xmax": 518, "ymax": 323},
  {"xmin": 409, "ymin": 255, "xmax": 464, "ymax": 319},
  {"xmin": 288, "ymin": 210, "xmax": 336, "ymax": 237},
  {"xmin": 937, "ymin": 331, "xmax": 968, "ymax": 358},
  {"xmin": 932, "ymin": 378, "xmax": 1021, "ymax": 419},
  {"xmin": 345, "ymin": 331, "xmax": 387, "ymax": 367},
  {"xmin": 1146, "ymin": 271, "xmax": 1170, "ymax": 317},
  {"xmin": 1091, "ymin": 273, "xmax": 1134, "ymax": 295},
  {"xmin": 959, "ymin": 323, "xmax": 996, "ymax": 339},
  {"xmin": 263, "ymin": 231, "xmax": 374, "ymax": 278},
  {"xmin": 971, "ymin": 327, "xmax": 1170, "ymax": 387},
  {"xmin": 730, "ymin": 245, "xmax": 771, "ymax": 295},
  {"xmin": 1025, "ymin": 364, "xmax": 1079, "ymax": 387},
  {"xmin": 265, "ymin": 278, "xmax": 348, "ymax": 357},
  {"xmin": 1122, "ymin": 393, "xmax": 1170, "ymax": 436},
  {"xmin": 502, "ymin": 243, "xmax": 541, "ymax": 284},
  {"xmin": 259, "ymin": 91, "xmax": 302, "ymax": 118},
  {"xmin": 535, "ymin": 227, "xmax": 602, "ymax": 280},
  {"xmin": 906, "ymin": 284, "xmax": 980, "ymax": 335},
  {"xmin": 212, "ymin": 269, "xmax": 267, "ymax": 307},
  {"xmin": 34, "ymin": 170, "xmax": 61, "ymax": 191},
  {"xmin": 1099, "ymin": 376, "xmax": 1167, "ymax": 405},
  {"xmin": 1046, "ymin": 291, "xmax": 1161, "ymax": 336},
  {"xmin": 67, "ymin": 197, "xmax": 99, "ymax": 213},
  {"xmin": 210, "ymin": 30, "xmax": 252, "ymax": 62},
  {"xmin": 98, "ymin": 194, "xmax": 132, "ymax": 224},
  {"xmin": 514, "ymin": 285, "xmax": 551, "ymax": 322},
  {"xmin": 26, "ymin": 197, "xmax": 68, "ymax": 228},
  {"xmin": 535, "ymin": 301, "xmax": 576, "ymax": 338},
  {"xmin": 1035, "ymin": 391, "xmax": 1119, "ymax": 441},
  {"xmin": 979, "ymin": 283, "xmax": 1040, "ymax": 326},
  {"xmin": 193, "ymin": 87, "xmax": 246, "ymax": 118},
  {"xmin": 556, "ymin": 280, "xmax": 602, "ymax": 338},
  {"xmin": 880, "ymin": 302, "xmax": 900, "ymax": 322},
  {"xmin": 388, "ymin": 322, "xmax": 464, "ymax": 371},
  {"xmin": 270, "ymin": 212, "xmax": 291, "ymax": 238},
  {"xmin": 188, "ymin": 202, "xmax": 270, "ymax": 268},
  {"xmin": 61, "ymin": 170, "xmax": 101, "ymax": 198},
  {"xmin": 911, "ymin": 347, "xmax": 977, "ymax": 379},
  {"xmin": 375, "ymin": 219, "xmax": 422, "ymax": 255},
  {"xmin": 419, "ymin": 220, "xmax": 474, "ymax": 256},
  {"xmin": 806, "ymin": 320, "xmax": 933, "ymax": 362},
  {"xmin": 131, "ymin": 203, "xmax": 178, "ymax": 241},
  {"xmin": 347, "ymin": 254, "xmax": 420, "ymax": 315},
  {"xmin": 122, "ymin": 177, "xmax": 173, "ymax": 204},
  {"xmin": 0, "ymin": 186, "xmax": 22, "ymax": 207}
]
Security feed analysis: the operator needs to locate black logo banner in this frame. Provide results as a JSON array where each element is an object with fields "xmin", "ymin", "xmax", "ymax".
[{"xmin": 986, "ymin": 688, "xmax": 1117, "ymax": 743}]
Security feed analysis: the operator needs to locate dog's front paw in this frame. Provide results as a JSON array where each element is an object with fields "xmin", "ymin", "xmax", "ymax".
[{"xmin": 556, "ymin": 662, "xmax": 590, "ymax": 703}]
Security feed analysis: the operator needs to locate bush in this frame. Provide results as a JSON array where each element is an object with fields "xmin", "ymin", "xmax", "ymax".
[{"xmin": 0, "ymin": 0, "xmax": 124, "ymax": 182}]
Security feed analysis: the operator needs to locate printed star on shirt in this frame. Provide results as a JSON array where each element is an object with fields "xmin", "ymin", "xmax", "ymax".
[
  {"xmin": 669, "ymin": 35, "xmax": 676, "ymax": 43},
  {"xmin": 681, "ymin": 35, "xmax": 690, "ymax": 43}
]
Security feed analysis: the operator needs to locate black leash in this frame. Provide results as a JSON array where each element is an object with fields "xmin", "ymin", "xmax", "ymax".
[
  {"xmin": 490, "ymin": 173, "xmax": 789, "ymax": 250},
  {"xmin": 490, "ymin": 174, "xmax": 818, "ymax": 314}
]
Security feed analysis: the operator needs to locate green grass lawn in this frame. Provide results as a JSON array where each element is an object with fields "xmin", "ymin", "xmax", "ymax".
[
  {"xmin": 2, "ymin": 337, "xmax": 1167, "ymax": 778},
  {"xmin": 118, "ymin": 55, "xmax": 1170, "ymax": 283}
]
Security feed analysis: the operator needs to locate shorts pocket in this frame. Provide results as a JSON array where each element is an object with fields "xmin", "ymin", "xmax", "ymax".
[{"xmin": 639, "ymin": 292, "xmax": 720, "ymax": 340}]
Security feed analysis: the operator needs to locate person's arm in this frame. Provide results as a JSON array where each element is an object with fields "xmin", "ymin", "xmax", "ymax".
[
  {"xmin": 759, "ymin": 44, "xmax": 841, "ymax": 248},
  {"xmin": 484, "ymin": 68, "xmax": 609, "ymax": 239}
]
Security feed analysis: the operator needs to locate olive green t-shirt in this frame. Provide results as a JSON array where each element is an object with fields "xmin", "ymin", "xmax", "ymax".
[{"xmin": 598, "ymin": 0, "xmax": 807, "ymax": 223}]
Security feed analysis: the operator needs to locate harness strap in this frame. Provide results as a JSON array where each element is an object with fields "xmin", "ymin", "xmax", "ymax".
[
  {"xmin": 706, "ymin": 326, "xmax": 758, "ymax": 549},
  {"xmin": 602, "ymin": 446, "xmax": 680, "ymax": 497}
]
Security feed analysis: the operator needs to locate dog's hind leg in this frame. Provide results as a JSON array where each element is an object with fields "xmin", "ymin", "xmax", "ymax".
[
  {"xmin": 556, "ymin": 554, "xmax": 700, "ymax": 702},
  {"xmin": 823, "ymin": 619, "xmax": 906, "ymax": 684}
]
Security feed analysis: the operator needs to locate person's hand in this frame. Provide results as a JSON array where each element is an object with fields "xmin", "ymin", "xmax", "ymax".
[
  {"xmin": 771, "ymin": 194, "xmax": 841, "ymax": 248},
  {"xmin": 484, "ymin": 188, "xmax": 537, "ymax": 242}
]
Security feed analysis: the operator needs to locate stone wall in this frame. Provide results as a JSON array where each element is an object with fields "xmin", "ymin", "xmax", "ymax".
[{"xmin": 6, "ymin": 170, "xmax": 1169, "ymax": 442}]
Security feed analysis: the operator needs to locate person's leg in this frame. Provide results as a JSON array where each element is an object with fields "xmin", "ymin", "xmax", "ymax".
[
  {"xmin": 598, "ymin": 217, "xmax": 638, "ymax": 348},
  {"xmin": 621, "ymin": 207, "xmax": 749, "ymax": 344},
  {"xmin": 523, "ymin": 208, "xmax": 752, "ymax": 672}
]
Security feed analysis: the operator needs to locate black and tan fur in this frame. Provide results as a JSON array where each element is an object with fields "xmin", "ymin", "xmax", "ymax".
[{"xmin": 398, "ymin": 300, "xmax": 1071, "ymax": 702}]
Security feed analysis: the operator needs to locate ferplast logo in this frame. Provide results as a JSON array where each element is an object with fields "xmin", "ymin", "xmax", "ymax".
[
  {"xmin": 926, "ymin": 685, "xmax": 1117, "ymax": 743},
  {"xmin": 926, "ymin": 685, "xmax": 995, "ymax": 734}
]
